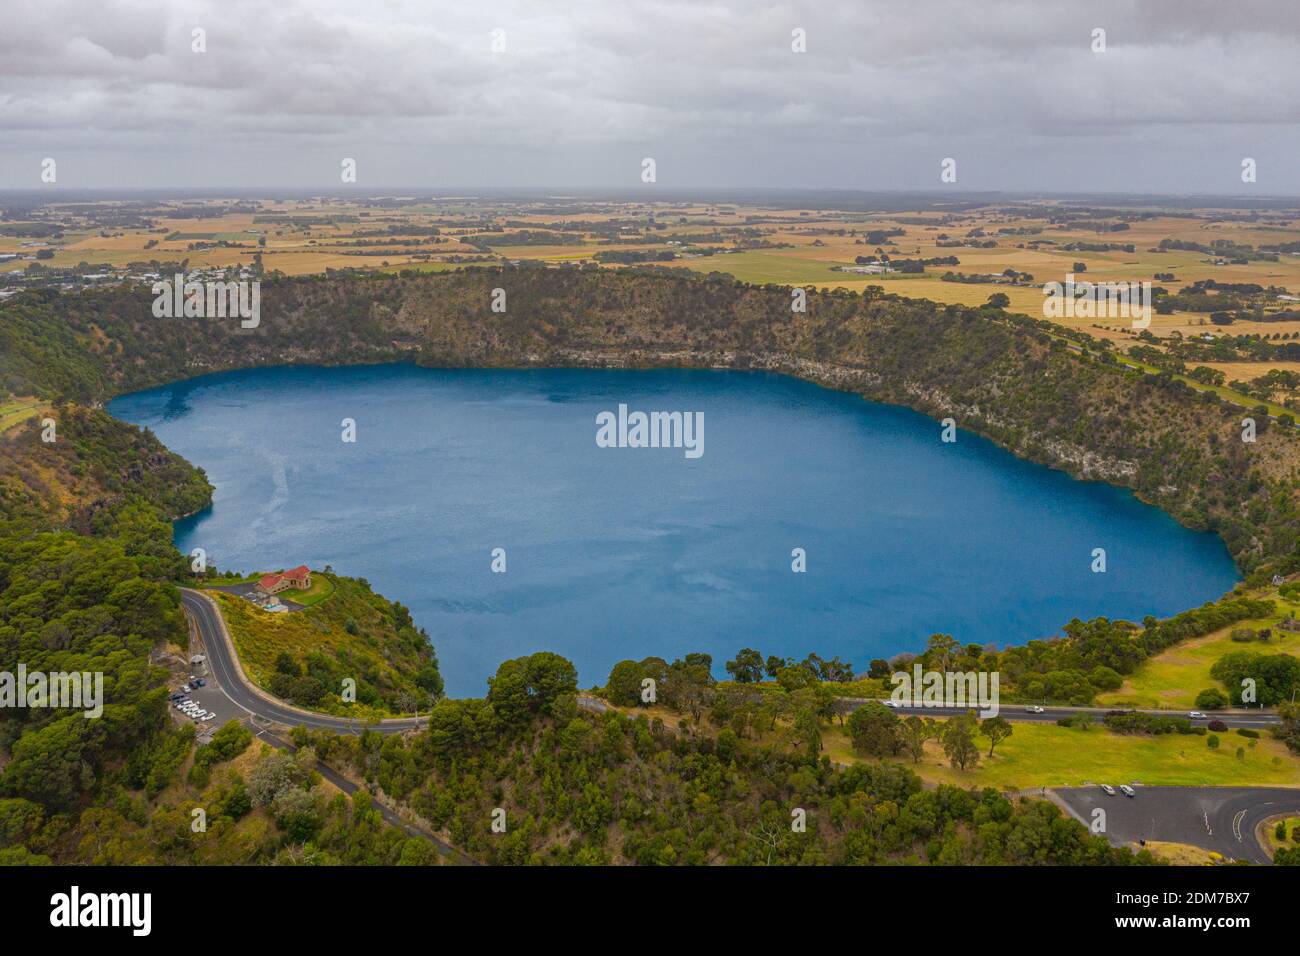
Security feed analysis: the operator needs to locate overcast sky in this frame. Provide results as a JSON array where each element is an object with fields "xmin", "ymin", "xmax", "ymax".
[{"xmin": 1, "ymin": 0, "xmax": 1298, "ymax": 195}]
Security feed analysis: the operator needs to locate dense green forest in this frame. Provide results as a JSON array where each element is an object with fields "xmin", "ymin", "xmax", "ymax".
[
  {"xmin": 292, "ymin": 651, "xmax": 1147, "ymax": 866},
  {"xmin": 0, "ymin": 402, "xmax": 211, "ymax": 539},
  {"xmin": 0, "ymin": 403, "xmax": 442, "ymax": 864},
  {"xmin": 0, "ymin": 523, "xmax": 444, "ymax": 864}
]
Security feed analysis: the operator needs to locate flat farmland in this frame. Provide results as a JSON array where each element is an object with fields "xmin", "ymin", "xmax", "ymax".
[{"xmin": 4, "ymin": 196, "xmax": 1298, "ymax": 412}]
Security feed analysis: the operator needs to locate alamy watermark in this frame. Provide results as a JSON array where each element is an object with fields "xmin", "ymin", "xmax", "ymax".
[
  {"xmin": 152, "ymin": 273, "xmax": 260, "ymax": 328},
  {"xmin": 1042, "ymin": 273, "xmax": 1151, "ymax": 329},
  {"xmin": 596, "ymin": 404, "xmax": 704, "ymax": 459},
  {"xmin": 890, "ymin": 664, "xmax": 1000, "ymax": 718},
  {"xmin": 50, "ymin": 886, "xmax": 150, "ymax": 936},
  {"xmin": 0, "ymin": 666, "xmax": 103, "ymax": 718}
]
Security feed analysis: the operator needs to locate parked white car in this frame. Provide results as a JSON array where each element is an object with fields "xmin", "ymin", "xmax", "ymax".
[{"xmin": 1100, "ymin": 784, "xmax": 1116, "ymax": 795}]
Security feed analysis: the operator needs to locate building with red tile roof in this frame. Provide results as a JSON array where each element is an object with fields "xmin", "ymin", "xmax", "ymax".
[{"xmin": 256, "ymin": 565, "xmax": 311, "ymax": 595}]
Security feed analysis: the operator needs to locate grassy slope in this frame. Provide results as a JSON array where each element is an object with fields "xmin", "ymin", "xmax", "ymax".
[
  {"xmin": 0, "ymin": 396, "xmax": 48, "ymax": 433},
  {"xmin": 211, "ymin": 574, "xmax": 434, "ymax": 718},
  {"xmin": 1265, "ymin": 815, "xmax": 1300, "ymax": 852},
  {"xmin": 1143, "ymin": 842, "xmax": 1224, "ymax": 865},
  {"xmin": 1098, "ymin": 587, "xmax": 1300, "ymax": 709},
  {"xmin": 823, "ymin": 721, "xmax": 1300, "ymax": 790},
  {"xmin": 278, "ymin": 573, "xmax": 335, "ymax": 607}
]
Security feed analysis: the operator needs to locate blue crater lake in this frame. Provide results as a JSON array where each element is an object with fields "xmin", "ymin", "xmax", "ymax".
[{"xmin": 109, "ymin": 364, "xmax": 1240, "ymax": 697}]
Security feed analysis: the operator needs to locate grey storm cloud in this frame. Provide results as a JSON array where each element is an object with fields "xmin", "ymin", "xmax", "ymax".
[{"xmin": 0, "ymin": 0, "xmax": 1297, "ymax": 192}]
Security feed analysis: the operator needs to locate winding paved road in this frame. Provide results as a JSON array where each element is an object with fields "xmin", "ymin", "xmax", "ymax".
[
  {"xmin": 179, "ymin": 588, "xmax": 474, "ymax": 862},
  {"xmin": 180, "ymin": 588, "xmax": 426, "ymax": 734}
]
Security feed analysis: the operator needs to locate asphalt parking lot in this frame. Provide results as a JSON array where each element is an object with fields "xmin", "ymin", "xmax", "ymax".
[
  {"xmin": 1054, "ymin": 786, "xmax": 1300, "ymax": 864},
  {"xmin": 169, "ymin": 673, "xmax": 244, "ymax": 743},
  {"xmin": 208, "ymin": 583, "xmax": 306, "ymax": 611}
]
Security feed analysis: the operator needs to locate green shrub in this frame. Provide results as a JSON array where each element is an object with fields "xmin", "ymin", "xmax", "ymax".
[
  {"xmin": 221, "ymin": 779, "xmax": 252, "ymax": 820},
  {"xmin": 194, "ymin": 720, "xmax": 253, "ymax": 770},
  {"xmin": 1104, "ymin": 712, "xmax": 1193, "ymax": 735},
  {"xmin": 1195, "ymin": 688, "xmax": 1229, "ymax": 710}
]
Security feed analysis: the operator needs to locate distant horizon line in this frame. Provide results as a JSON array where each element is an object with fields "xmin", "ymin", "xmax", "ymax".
[{"xmin": 3, "ymin": 185, "xmax": 1299, "ymax": 203}]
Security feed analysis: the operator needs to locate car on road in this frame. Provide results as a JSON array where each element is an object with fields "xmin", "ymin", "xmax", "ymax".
[
  {"xmin": 1188, "ymin": 711, "xmax": 1207, "ymax": 720},
  {"xmin": 1024, "ymin": 705, "xmax": 1045, "ymax": 714},
  {"xmin": 883, "ymin": 699, "xmax": 900, "ymax": 708},
  {"xmin": 1100, "ymin": 784, "xmax": 1116, "ymax": 795},
  {"xmin": 1119, "ymin": 785, "xmax": 1136, "ymax": 798}
]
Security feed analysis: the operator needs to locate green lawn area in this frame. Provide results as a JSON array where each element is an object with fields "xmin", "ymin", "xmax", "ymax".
[
  {"xmin": 677, "ymin": 250, "xmax": 853, "ymax": 286},
  {"xmin": 0, "ymin": 397, "xmax": 48, "ymax": 432},
  {"xmin": 378, "ymin": 261, "xmax": 460, "ymax": 274},
  {"xmin": 199, "ymin": 573, "xmax": 258, "ymax": 585},
  {"xmin": 825, "ymin": 721, "xmax": 1300, "ymax": 790},
  {"xmin": 278, "ymin": 573, "xmax": 335, "ymax": 607},
  {"xmin": 1267, "ymin": 815, "xmax": 1300, "ymax": 850},
  {"xmin": 1097, "ymin": 601, "xmax": 1300, "ymax": 710}
]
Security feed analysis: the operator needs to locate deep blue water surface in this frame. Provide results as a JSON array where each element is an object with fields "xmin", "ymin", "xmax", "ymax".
[{"xmin": 109, "ymin": 364, "xmax": 1239, "ymax": 696}]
